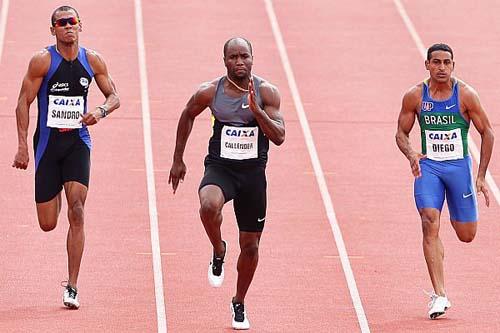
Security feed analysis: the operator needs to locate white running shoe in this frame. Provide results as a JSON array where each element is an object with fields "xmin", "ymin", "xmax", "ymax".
[
  {"xmin": 208, "ymin": 240, "xmax": 227, "ymax": 288},
  {"xmin": 63, "ymin": 285, "xmax": 80, "ymax": 309},
  {"xmin": 428, "ymin": 293, "xmax": 451, "ymax": 319},
  {"xmin": 230, "ymin": 301, "xmax": 250, "ymax": 330}
]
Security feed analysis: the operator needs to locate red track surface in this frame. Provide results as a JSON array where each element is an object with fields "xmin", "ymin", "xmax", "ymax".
[{"xmin": 1, "ymin": 1, "xmax": 499, "ymax": 332}]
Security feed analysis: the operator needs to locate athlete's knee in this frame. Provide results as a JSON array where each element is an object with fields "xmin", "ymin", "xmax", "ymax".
[
  {"xmin": 199, "ymin": 199, "xmax": 222, "ymax": 221},
  {"xmin": 39, "ymin": 220, "xmax": 57, "ymax": 232},
  {"xmin": 452, "ymin": 221, "xmax": 477, "ymax": 243},
  {"xmin": 421, "ymin": 215, "xmax": 440, "ymax": 239},
  {"xmin": 458, "ymin": 234, "xmax": 475, "ymax": 243},
  {"xmin": 457, "ymin": 229, "xmax": 476, "ymax": 243},
  {"xmin": 240, "ymin": 241, "xmax": 259, "ymax": 258},
  {"xmin": 421, "ymin": 214, "xmax": 439, "ymax": 241},
  {"xmin": 68, "ymin": 201, "xmax": 85, "ymax": 226}
]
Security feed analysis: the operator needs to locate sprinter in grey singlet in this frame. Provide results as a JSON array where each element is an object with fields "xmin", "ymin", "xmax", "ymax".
[{"xmin": 169, "ymin": 38, "xmax": 285, "ymax": 330}]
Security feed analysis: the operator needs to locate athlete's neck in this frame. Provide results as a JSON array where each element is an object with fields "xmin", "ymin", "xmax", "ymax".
[
  {"xmin": 55, "ymin": 42, "xmax": 79, "ymax": 61},
  {"xmin": 428, "ymin": 78, "xmax": 453, "ymax": 99},
  {"xmin": 226, "ymin": 74, "xmax": 250, "ymax": 92}
]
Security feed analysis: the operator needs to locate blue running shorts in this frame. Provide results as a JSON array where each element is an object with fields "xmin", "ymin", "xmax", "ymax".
[{"xmin": 414, "ymin": 155, "xmax": 478, "ymax": 222}]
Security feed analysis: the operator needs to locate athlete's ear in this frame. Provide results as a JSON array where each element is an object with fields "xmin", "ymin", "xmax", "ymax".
[
  {"xmin": 78, "ymin": 21, "xmax": 82, "ymax": 32},
  {"xmin": 50, "ymin": 26, "xmax": 56, "ymax": 36},
  {"xmin": 425, "ymin": 59, "xmax": 430, "ymax": 70}
]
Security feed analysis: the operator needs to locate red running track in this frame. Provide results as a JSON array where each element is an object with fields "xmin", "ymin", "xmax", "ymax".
[{"xmin": 1, "ymin": 1, "xmax": 500, "ymax": 332}]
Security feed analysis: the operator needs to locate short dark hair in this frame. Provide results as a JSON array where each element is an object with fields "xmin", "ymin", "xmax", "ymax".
[
  {"xmin": 51, "ymin": 6, "xmax": 80, "ymax": 26},
  {"xmin": 427, "ymin": 43, "xmax": 453, "ymax": 61},
  {"xmin": 223, "ymin": 37, "xmax": 252, "ymax": 57}
]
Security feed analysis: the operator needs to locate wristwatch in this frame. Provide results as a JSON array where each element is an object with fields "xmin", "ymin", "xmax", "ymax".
[{"xmin": 97, "ymin": 105, "xmax": 108, "ymax": 118}]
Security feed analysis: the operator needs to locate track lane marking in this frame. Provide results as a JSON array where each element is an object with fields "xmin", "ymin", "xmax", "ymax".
[
  {"xmin": 134, "ymin": 0, "xmax": 168, "ymax": 332},
  {"xmin": 264, "ymin": 1, "xmax": 370, "ymax": 332},
  {"xmin": 0, "ymin": 0, "xmax": 9, "ymax": 64}
]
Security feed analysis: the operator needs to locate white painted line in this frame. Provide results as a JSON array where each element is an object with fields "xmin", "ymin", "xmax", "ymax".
[
  {"xmin": 264, "ymin": 1, "xmax": 370, "ymax": 332},
  {"xmin": 134, "ymin": 0, "xmax": 167, "ymax": 332},
  {"xmin": 393, "ymin": 0, "xmax": 500, "ymax": 206},
  {"xmin": 0, "ymin": 0, "xmax": 9, "ymax": 64}
]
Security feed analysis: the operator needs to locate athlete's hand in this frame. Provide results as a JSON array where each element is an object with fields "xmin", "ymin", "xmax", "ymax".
[
  {"xmin": 81, "ymin": 110, "xmax": 101, "ymax": 126},
  {"xmin": 248, "ymin": 78, "xmax": 260, "ymax": 114},
  {"xmin": 169, "ymin": 160, "xmax": 187, "ymax": 194},
  {"xmin": 476, "ymin": 177, "xmax": 490, "ymax": 207},
  {"xmin": 409, "ymin": 153, "xmax": 426, "ymax": 177},
  {"xmin": 12, "ymin": 147, "xmax": 29, "ymax": 170}
]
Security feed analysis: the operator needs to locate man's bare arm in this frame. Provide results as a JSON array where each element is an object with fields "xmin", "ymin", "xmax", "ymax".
[
  {"xmin": 13, "ymin": 50, "xmax": 50, "ymax": 169},
  {"xmin": 82, "ymin": 50, "xmax": 120, "ymax": 125},
  {"xmin": 169, "ymin": 82, "xmax": 216, "ymax": 193},
  {"xmin": 248, "ymin": 79, "xmax": 285, "ymax": 146},
  {"xmin": 396, "ymin": 86, "xmax": 424, "ymax": 177},
  {"xmin": 463, "ymin": 85, "xmax": 494, "ymax": 206}
]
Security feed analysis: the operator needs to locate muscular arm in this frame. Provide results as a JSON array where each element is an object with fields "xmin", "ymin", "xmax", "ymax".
[
  {"xmin": 12, "ymin": 50, "xmax": 50, "ymax": 169},
  {"xmin": 463, "ymin": 85, "xmax": 494, "ymax": 206},
  {"xmin": 82, "ymin": 50, "xmax": 120, "ymax": 125},
  {"xmin": 168, "ymin": 82, "xmax": 216, "ymax": 193},
  {"xmin": 395, "ymin": 86, "xmax": 424, "ymax": 177},
  {"xmin": 248, "ymin": 79, "xmax": 285, "ymax": 146}
]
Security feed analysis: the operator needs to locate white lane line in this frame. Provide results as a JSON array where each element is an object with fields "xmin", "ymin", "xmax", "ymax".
[
  {"xmin": 134, "ymin": 0, "xmax": 167, "ymax": 332},
  {"xmin": 393, "ymin": 0, "xmax": 500, "ymax": 206},
  {"xmin": 264, "ymin": 1, "xmax": 370, "ymax": 332},
  {"xmin": 0, "ymin": 0, "xmax": 9, "ymax": 64}
]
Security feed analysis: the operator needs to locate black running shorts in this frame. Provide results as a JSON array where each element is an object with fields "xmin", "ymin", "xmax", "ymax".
[
  {"xmin": 34, "ymin": 129, "xmax": 90, "ymax": 203},
  {"xmin": 199, "ymin": 163, "xmax": 267, "ymax": 232}
]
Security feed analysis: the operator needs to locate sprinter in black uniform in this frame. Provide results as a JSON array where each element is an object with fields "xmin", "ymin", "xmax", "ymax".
[
  {"xmin": 169, "ymin": 37, "xmax": 285, "ymax": 330},
  {"xmin": 12, "ymin": 6, "xmax": 120, "ymax": 309}
]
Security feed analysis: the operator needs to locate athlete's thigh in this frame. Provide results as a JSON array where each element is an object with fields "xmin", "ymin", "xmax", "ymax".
[
  {"xmin": 36, "ymin": 192, "xmax": 62, "ymax": 230},
  {"xmin": 234, "ymin": 167, "xmax": 267, "ymax": 232},
  {"xmin": 442, "ymin": 157, "xmax": 477, "ymax": 222},
  {"xmin": 35, "ymin": 141, "xmax": 64, "ymax": 204},
  {"xmin": 61, "ymin": 139, "xmax": 91, "ymax": 190},
  {"xmin": 414, "ymin": 159, "xmax": 445, "ymax": 211},
  {"xmin": 450, "ymin": 221, "xmax": 477, "ymax": 241},
  {"xmin": 238, "ymin": 231, "xmax": 262, "ymax": 250},
  {"xmin": 63, "ymin": 181, "xmax": 88, "ymax": 207},
  {"xmin": 199, "ymin": 163, "xmax": 238, "ymax": 203}
]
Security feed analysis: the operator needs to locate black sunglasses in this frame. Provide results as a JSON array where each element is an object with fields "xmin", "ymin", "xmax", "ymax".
[{"xmin": 53, "ymin": 17, "xmax": 79, "ymax": 27}]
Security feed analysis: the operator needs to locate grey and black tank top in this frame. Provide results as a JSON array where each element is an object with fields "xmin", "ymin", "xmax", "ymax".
[{"xmin": 206, "ymin": 75, "xmax": 269, "ymax": 167}]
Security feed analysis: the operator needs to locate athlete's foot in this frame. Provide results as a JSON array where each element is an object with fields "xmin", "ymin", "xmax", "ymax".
[
  {"xmin": 428, "ymin": 293, "xmax": 451, "ymax": 319},
  {"xmin": 62, "ymin": 284, "xmax": 80, "ymax": 309},
  {"xmin": 231, "ymin": 299, "xmax": 250, "ymax": 330},
  {"xmin": 208, "ymin": 240, "xmax": 227, "ymax": 287}
]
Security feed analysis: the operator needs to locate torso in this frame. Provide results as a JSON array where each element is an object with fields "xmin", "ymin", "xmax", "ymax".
[
  {"xmin": 34, "ymin": 45, "xmax": 94, "ymax": 168},
  {"xmin": 205, "ymin": 75, "xmax": 269, "ymax": 167},
  {"xmin": 418, "ymin": 78, "xmax": 470, "ymax": 161}
]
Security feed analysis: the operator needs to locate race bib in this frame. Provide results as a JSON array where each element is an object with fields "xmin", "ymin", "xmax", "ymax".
[
  {"xmin": 425, "ymin": 128, "xmax": 464, "ymax": 161},
  {"xmin": 220, "ymin": 125, "xmax": 258, "ymax": 160},
  {"xmin": 47, "ymin": 95, "xmax": 84, "ymax": 129}
]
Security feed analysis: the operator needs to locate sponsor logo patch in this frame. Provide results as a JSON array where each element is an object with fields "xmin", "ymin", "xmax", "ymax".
[
  {"xmin": 80, "ymin": 77, "xmax": 89, "ymax": 87},
  {"xmin": 421, "ymin": 101, "xmax": 434, "ymax": 112}
]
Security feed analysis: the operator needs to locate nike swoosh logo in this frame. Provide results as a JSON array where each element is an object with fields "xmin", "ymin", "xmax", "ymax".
[
  {"xmin": 257, "ymin": 217, "xmax": 265, "ymax": 222},
  {"xmin": 462, "ymin": 193, "xmax": 473, "ymax": 198},
  {"xmin": 445, "ymin": 104, "xmax": 456, "ymax": 110},
  {"xmin": 242, "ymin": 104, "xmax": 249, "ymax": 109}
]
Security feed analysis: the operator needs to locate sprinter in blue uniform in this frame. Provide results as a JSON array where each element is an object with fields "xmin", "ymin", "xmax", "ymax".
[
  {"xmin": 396, "ymin": 43, "xmax": 493, "ymax": 319},
  {"xmin": 12, "ymin": 6, "xmax": 120, "ymax": 309},
  {"xmin": 169, "ymin": 38, "xmax": 285, "ymax": 330}
]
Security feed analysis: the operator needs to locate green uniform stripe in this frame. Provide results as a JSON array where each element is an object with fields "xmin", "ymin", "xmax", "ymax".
[{"xmin": 419, "ymin": 112, "xmax": 469, "ymax": 155}]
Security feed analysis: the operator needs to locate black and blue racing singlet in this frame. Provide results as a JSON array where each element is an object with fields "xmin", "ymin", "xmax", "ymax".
[
  {"xmin": 206, "ymin": 75, "xmax": 270, "ymax": 167},
  {"xmin": 34, "ymin": 45, "xmax": 94, "ymax": 170}
]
